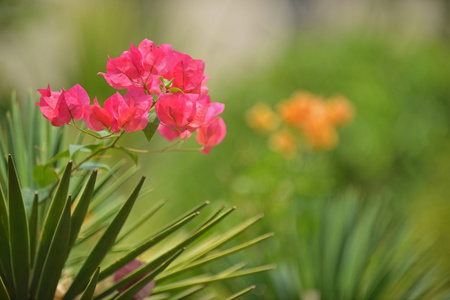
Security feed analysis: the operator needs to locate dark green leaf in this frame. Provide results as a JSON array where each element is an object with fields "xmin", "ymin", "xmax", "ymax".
[
  {"xmin": 36, "ymin": 196, "xmax": 71, "ymax": 299},
  {"xmin": 8, "ymin": 155, "xmax": 30, "ymax": 299},
  {"xmin": 63, "ymin": 176, "xmax": 146, "ymax": 299},
  {"xmin": 69, "ymin": 170, "xmax": 98, "ymax": 251},
  {"xmin": 80, "ymin": 267, "xmax": 100, "ymax": 300},
  {"xmin": 142, "ymin": 111, "xmax": 161, "ymax": 142},
  {"xmin": 101, "ymin": 207, "xmax": 236, "ymax": 295},
  {"xmin": 0, "ymin": 184, "xmax": 13, "ymax": 297},
  {"xmin": 114, "ymin": 248, "xmax": 185, "ymax": 300},
  {"xmin": 30, "ymin": 160, "xmax": 73, "ymax": 297},
  {"xmin": 99, "ymin": 211, "xmax": 200, "ymax": 281},
  {"xmin": 29, "ymin": 192, "xmax": 39, "ymax": 267},
  {"xmin": 0, "ymin": 276, "xmax": 10, "ymax": 300}
]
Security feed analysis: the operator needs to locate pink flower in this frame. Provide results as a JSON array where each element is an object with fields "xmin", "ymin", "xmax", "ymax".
[
  {"xmin": 104, "ymin": 91, "xmax": 152, "ymax": 133},
  {"xmin": 155, "ymin": 93, "xmax": 198, "ymax": 130},
  {"xmin": 98, "ymin": 44, "xmax": 145, "ymax": 90},
  {"xmin": 55, "ymin": 84, "xmax": 90, "ymax": 124},
  {"xmin": 203, "ymin": 102, "xmax": 225, "ymax": 124},
  {"xmin": 83, "ymin": 98, "xmax": 112, "ymax": 132},
  {"xmin": 164, "ymin": 52, "xmax": 205, "ymax": 94},
  {"xmin": 36, "ymin": 85, "xmax": 64, "ymax": 126},
  {"xmin": 196, "ymin": 117, "xmax": 226, "ymax": 154},
  {"xmin": 138, "ymin": 39, "xmax": 174, "ymax": 75},
  {"xmin": 113, "ymin": 260, "xmax": 155, "ymax": 300},
  {"xmin": 157, "ymin": 124, "xmax": 191, "ymax": 141}
]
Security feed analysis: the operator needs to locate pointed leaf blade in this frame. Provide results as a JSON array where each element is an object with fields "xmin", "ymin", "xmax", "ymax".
[
  {"xmin": 142, "ymin": 111, "xmax": 160, "ymax": 142},
  {"xmin": 64, "ymin": 176, "xmax": 146, "ymax": 299},
  {"xmin": 80, "ymin": 267, "xmax": 100, "ymax": 300},
  {"xmin": 36, "ymin": 196, "xmax": 71, "ymax": 299},
  {"xmin": 68, "ymin": 170, "xmax": 98, "ymax": 251},
  {"xmin": 30, "ymin": 160, "xmax": 73, "ymax": 296},
  {"xmin": 8, "ymin": 155, "xmax": 30, "ymax": 299},
  {"xmin": 29, "ymin": 192, "xmax": 39, "ymax": 267}
]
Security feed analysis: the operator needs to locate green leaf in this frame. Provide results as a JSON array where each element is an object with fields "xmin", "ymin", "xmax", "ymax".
[
  {"xmin": 29, "ymin": 192, "xmax": 39, "ymax": 267},
  {"xmin": 102, "ymin": 207, "xmax": 236, "ymax": 296},
  {"xmin": 30, "ymin": 160, "xmax": 73, "ymax": 297},
  {"xmin": 9, "ymin": 96, "xmax": 29, "ymax": 187},
  {"xmin": 114, "ymin": 199, "xmax": 166, "ymax": 245},
  {"xmin": 36, "ymin": 195, "xmax": 71, "ymax": 299},
  {"xmin": 68, "ymin": 170, "xmax": 98, "ymax": 251},
  {"xmin": 159, "ymin": 232, "xmax": 274, "ymax": 282},
  {"xmin": 0, "ymin": 276, "xmax": 10, "ymax": 300},
  {"xmin": 98, "ymin": 203, "xmax": 208, "ymax": 281},
  {"xmin": 142, "ymin": 111, "xmax": 161, "ymax": 142},
  {"xmin": 8, "ymin": 155, "xmax": 30, "ymax": 299},
  {"xmin": 99, "ymin": 212, "xmax": 199, "ymax": 281},
  {"xmin": 63, "ymin": 176, "xmax": 146, "ymax": 299},
  {"xmin": 167, "ymin": 285, "xmax": 205, "ymax": 300},
  {"xmin": 46, "ymin": 149, "xmax": 70, "ymax": 166},
  {"xmin": 33, "ymin": 164, "xmax": 58, "ymax": 188},
  {"xmin": 226, "ymin": 285, "xmax": 256, "ymax": 300},
  {"xmin": 114, "ymin": 248, "xmax": 185, "ymax": 300},
  {"xmin": 0, "ymin": 184, "xmax": 13, "ymax": 298},
  {"xmin": 80, "ymin": 267, "xmax": 100, "ymax": 300},
  {"xmin": 78, "ymin": 163, "xmax": 112, "ymax": 173},
  {"xmin": 170, "ymin": 87, "xmax": 184, "ymax": 94},
  {"xmin": 69, "ymin": 143, "xmax": 103, "ymax": 159},
  {"xmin": 116, "ymin": 146, "xmax": 138, "ymax": 165},
  {"xmin": 153, "ymin": 264, "xmax": 276, "ymax": 294}
]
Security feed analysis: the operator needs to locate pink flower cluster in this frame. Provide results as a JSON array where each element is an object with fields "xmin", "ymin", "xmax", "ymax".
[{"xmin": 36, "ymin": 39, "xmax": 226, "ymax": 154}]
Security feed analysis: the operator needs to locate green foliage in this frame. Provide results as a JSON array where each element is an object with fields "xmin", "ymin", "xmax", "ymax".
[{"xmin": 0, "ymin": 94, "xmax": 273, "ymax": 299}]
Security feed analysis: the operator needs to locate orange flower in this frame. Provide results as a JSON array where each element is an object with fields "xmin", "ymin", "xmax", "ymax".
[
  {"xmin": 277, "ymin": 91, "xmax": 319, "ymax": 129},
  {"xmin": 268, "ymin": 129, "xmax": 298, "ymax": 159},
  {"xmin": 245, "ymin": 103, "xmax": 280, "ymax": 133},
  {"xmin": 326, "ymin": 95, "xmax": 355, "ymax": 126},
  {"xmin": 302, "ymin": 119, "xmax": 339, "ymax": 150}
]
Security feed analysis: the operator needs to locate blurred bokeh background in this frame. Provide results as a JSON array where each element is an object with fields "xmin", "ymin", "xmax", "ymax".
[{"xmin": 1, "ymin": 0, "xmax": 450, "ymax": 299}]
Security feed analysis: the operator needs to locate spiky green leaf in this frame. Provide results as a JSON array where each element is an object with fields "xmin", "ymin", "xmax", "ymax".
[
  {"xmin": 36, "ymin": 196, "xmax": 71, "ymax": 299},
  {"xmin": 63, "ymin": 176, "xmax": 146, "ymax": 299},
  {"xmin": 114, "ymin": 248, "xmax": 185, "ymax": 300},
  {"xmin": 29, "ymin": 192, "xmax": 39, "ymax": 267},
  {"xmin": 68, "ymin": 170, "xmax": 98, "ymax": 251},
  {"xmin": 30, "ymin": 160, "xmax": 73, "ymax": 296},
  {"xmin": 8, "ymin": 155, "xmax": 30, "ymax": 299},
  {"xmin": 80, "ymin": 267, "xmax": 100, "ymax": 300}
]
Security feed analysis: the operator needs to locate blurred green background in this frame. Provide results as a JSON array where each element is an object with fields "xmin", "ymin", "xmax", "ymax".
[{"xmin": 1, "ymin": 0, "xmax": 449, "ymax": 299}]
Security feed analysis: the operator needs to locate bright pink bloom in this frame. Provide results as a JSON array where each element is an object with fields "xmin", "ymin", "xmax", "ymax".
[
  {"xmin": 83, "ymin": 98, "xmax": 112, "ymax": 132},
  {"xmin": 36, "ymin": 85, "xmax": 64, "ymax": 126},
  {"xmin": 203, "ymin": 101, "xmax": 225, "ymax": 124},
  {"xmin": 99, "ymin": 44, "xmax": 145, "ymax": 90},
  {"xmin": 55, "ymin": 84, "xmax": 90, "ymax": 124},
  {"xmin": 155, "ymin": 93, "xmax": 198, "ymax": 129},
  {"xmin": 104, "ymin": 91, "xmax": 152, "ymax": 133},
  {"xmin": 138, "ymin": 39, "xmax": 174, "ymax": 75},
  {"xmin": 164, "ymin": 52, "xmax": 205, "ymax": 94},
  {"xmin": 157, "ymin": 124, "xmax": 191, "ymax": 141},
  {"xmin": 113, "ymin": 260, "xmax": 155, "ymax": 300},
  {"xmin": 196, "ymin": 117, "xmax": 226, "ymax": 154}
]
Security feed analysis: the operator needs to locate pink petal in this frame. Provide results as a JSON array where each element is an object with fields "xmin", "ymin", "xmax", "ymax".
[
  {"xmin": 157, "ymin": 124, "xmax": 191, "ymax": 141},
  {"xmin": 83, "ymin": 98, "xmax": 112, "ymax": 131},
  {"xmin": 36, "ymin": 85, "xmax": 64, "ymax": 126},
  {"xmin": 196, "ymin": 117, "xmax": 226, "ymax": 154}
]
